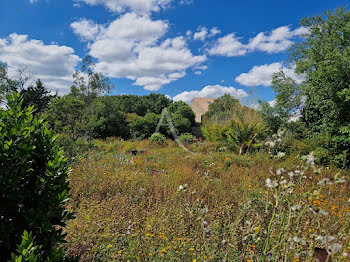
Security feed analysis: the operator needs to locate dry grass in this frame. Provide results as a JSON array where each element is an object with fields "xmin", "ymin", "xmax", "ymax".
[{"xmin": 64, "ymin": 140, "xmax": 350, "ymax": 261}]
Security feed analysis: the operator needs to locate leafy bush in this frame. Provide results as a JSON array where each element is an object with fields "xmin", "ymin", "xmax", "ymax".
[
  {"xmin": 178, "ymin": 133, "xmax": 197, "ymax": 144},
  {"xmin": 0, "ymin": 93, "xmax": 74, "ymax": 261},
  {"xmin": 10, "ymin": 231, "xmax": 39, "ymax": 262},
  {"xmin": 225, "ymin": 119, "xmax": 264, "ymax": 154},
  {"xmin": 149, "ymin": 132, "xmax": 167, "ymax": 145},
  {"xmin": 55, "ymin": 134, "xmax": 96, "ymax": 159}
]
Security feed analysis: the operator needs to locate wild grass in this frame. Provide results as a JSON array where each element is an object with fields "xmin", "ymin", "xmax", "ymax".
[{"xmin": 64, "ymin": 140, "xmax": 350, "ymax": 261}]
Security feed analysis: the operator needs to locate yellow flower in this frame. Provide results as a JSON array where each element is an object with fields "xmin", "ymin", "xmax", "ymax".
[
  {"xmin": 193, "ymin": 260, "xmax": 197, "ymax": 262},
  {"xmin": 107, "ymin": 244, "xmax": 113, "ymax": 248}
]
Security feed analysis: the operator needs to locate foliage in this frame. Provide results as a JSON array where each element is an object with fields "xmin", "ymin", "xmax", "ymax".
[
  {"xmin": 0, "ymin": 93, "xmax": 74, "ymax": 261},
  {"xmin": 20, "ymin": 79, "xmax": 56, "ymax": 114},
  {"xmin": 71, "ymin": 56, "xmax": 113, "ymax": 105},
  {"xmin": 0, "ymin": 62, "xmax": 18, "ymax": 103},
  {"xmin": 178, "ymin": 133, "xmax": 197, "ymax": 144},
  {"xmin": 64, "ymin": 140, "xmax": 350, "ymax": 261},
  {"xmin": 225, "ymin": 117, "xmax": 264, "ymax": 154},
  {"xmin": 259, "ymin": 7, "xmax": 350, "ymax": 167},
  {"xmin": 259, "ymin": 70, "xmax": 304, "ymax": 134},
  {"xmin": 10, "ymin": 231, "xmax": 39, "ymax": 262},
  {"xmin": 201, "ymin": 123, "xmax": 227, "ymax": 143},
  {"xmin": 129, "ymin": 113, "xmax": 161, "ymax": 140},
  {"xmin": 167, "ymin": 101, "xmax": 196, "ymax": 135},
  {"xmin": 149, "ymin": 132, "xmax": 167, "ymax": 145},
  {"xmin": 202, "ymin": 94, "xmax": 265, "ymax": 153},
  {"xmin": 203, "ymin": 94, "xmax": 240, "ymax": 123},
  {"xmin": 55, "ymin": 134, "xmax": 96, "ymax": 160}
]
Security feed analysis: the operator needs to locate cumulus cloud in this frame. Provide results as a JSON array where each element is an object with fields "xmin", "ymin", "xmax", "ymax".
[
  {"xmin": 208, "ymin": 33, "xmax": 247, "ymax": 56},
  {"xmin": 0, "ymin": 34, "xmax": 81, "ymax": 94},
  {"xmin": 235, "ymin": 62, "xmax": 303, "ymax": 87},
  {"xmin": 74, "ymin": 0, "xmax": 172, "ymax": 13},
  {"xmin": 193, "ymin": 27, "xmax": 208, "ymax": 41},
  {"xmin": 193, "ymin": 26, "xmax": 221, "ymax": 41},
  {"xmin": 209, "ymin": 26, "xmax": 306, "ymax": 57},
  {"xmin": 173, "ymin": 84, "xmax": 248, "ymax": 104},
  {"xmin": 70, "ymin": 19, "xmax": 102, "ymax": 41},
  {"xmin": 72, "ymin": 13, "xmax": 206, "ymax": 91}
]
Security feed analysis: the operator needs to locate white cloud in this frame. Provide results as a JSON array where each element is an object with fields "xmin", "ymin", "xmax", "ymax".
[
  {"xmin": 193, "ymin": 26, "xmax": 221, "ymax": 41},
  {"xmin": 209, "ymin": 26, "xmax": 306, "ymax": 57},
  {"xmin": 0, "ymin": 34, "xmax": 81, "ymax": 94},
  {"xmin": 74, "ymin": 0, "xmax": 172, "ymax": 13},
  {"xmin": 208, "ymin": 33, "xmax": 247, "ymax": 56},
  {"xmin": 29, "ymin": 0, "xmax": 39, "ymax": 3},
  {"xmin": 235, "ymin": 62, "xmax": 303, "ymax": 87},
  {"xmin": 173, "ymin": 84, "xmax": 248, "ymax": 104},
  {"xmin": 247, "ymin": 26, "xmax": 307, "ymax": 53},
  {"xmin": 193, "ymin": 27, "xmax": 208, "ymax": 41},
  {"xmin": 209, "ymin": 27, "xmax": 221, "ymax": 37},
  {"xmin": 70, "ymin": 19, "xmax": 102, "ymax": 41},
  {"xmin": 72, "ymin": 13, "xmax": 206, "ymax": 91}
]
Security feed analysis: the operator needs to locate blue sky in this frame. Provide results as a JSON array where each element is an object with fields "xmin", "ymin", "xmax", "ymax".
[{"xmin": 0, "ymin": 0, "xmax": 347, "ymax": 104}]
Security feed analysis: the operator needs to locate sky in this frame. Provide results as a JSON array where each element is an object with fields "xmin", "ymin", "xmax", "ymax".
[{"xmin": 0, "ymin": 0, "xmax": 348, "ymax": 104}]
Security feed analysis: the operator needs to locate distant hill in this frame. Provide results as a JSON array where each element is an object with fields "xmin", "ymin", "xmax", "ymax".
[{"xmin": 190, "ymin": 97, "xmax": 215, "ymax": 123}]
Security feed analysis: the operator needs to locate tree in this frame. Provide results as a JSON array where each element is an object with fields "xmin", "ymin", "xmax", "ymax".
[
  {"xmin": 45, "ymin": 95, "xmax": 86, "ymax": 139},
  {"xmin": 0, "ymin": 93, "xmax": 74, "ymax": 261},
  {"xmin": 290, "ymin": 8, "xmax": 350, "ymax": 134},
  {"xmin": 168, "ymin": 101, "xmax": 196, "ymax": 131},
  {"xmin": 0, "ymin": 62, "xmax": 18, "ymax": 103},
  {"xmin": 262, "ymin": 7, "xmax": 350, "ymax": 166},
  {"xmin": 20, "ymin": 79, "xmax": 56, "ymax": 114},
  {"xmin": 259, "ymin": 70, "xmax": 304, "ymax": 133},
  {"xmin": 71, "ymin": 55, "xmax": 113, "ymax": 104}
]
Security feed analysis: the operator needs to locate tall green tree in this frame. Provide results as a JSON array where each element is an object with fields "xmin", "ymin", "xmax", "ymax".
[
  {"xmin": 71, "ymin": 56, "xmax": 114, "ymax": 105},
  {"xmin": 0, "ymin": 62, "xmax": 18, "ymax": 103},
  {"xmin": 20, "ymin": 79, "xmax": 56, "ymax": 114},
  {"xmin": 291, "ymin": 7, "xmax": 350, "ymax": 134}
]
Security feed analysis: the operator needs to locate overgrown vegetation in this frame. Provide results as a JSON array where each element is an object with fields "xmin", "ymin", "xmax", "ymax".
[
  {"xmin": 1, "ymin": 6, "xmax": 350, "ymax": 262},
  {"xmin": 260, "ymin": 7, "xmax": 350, "ymax": 167},
  {"xmin": 202, "ymin": 94, "xmax": 265, "ymax": 154},
  {"xmin": 0, "ymin": 93, "xmax": 75, "ymax": 261},
  {"xmin": 64, "ymin": 140, "xmax": 350, "ymax": 261}
]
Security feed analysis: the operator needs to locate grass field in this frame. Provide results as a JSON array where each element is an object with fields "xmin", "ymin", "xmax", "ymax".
[{"xmin": 64, "ymin": 139, "xmax": 350, "ymax": 261}]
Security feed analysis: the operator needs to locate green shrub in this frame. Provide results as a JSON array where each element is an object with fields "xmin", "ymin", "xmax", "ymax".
[
  {"xmin": 178, "ymin": 133, "xmax": 197, "ymax": 144},
  {"xmin": 0, "ymin": 93, "xmax": 75, "ymax": 261},
  {"xmin": 149, "ymin": 132, "xmax": 167, "ymax": 145},
  {"xmin": 55, "ymin": 134, "xmax": 96, "ymax": 159},
  {"xmin": 10, "ymin": 231, "xmax": 39, "ymax": 262}
]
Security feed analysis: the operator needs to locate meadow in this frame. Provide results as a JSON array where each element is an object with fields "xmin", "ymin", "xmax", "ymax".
[{"xmin": 64, "ymin": 139, "xmax": 350, "ymax": 261}]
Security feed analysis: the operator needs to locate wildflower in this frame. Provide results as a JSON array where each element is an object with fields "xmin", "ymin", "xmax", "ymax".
[
  {"xmin": 291, "ymin": 205, "xmax": 301, "ymax": 211},
  {"xmin": 276, "ymin": 168, "xmax": 286, "ymax": 175},
  {"xmin": 200, "ymin": 207, "xmax": 209, "ymax": 214},
  {"xmin": 280, "ymin": 179, "xmax": 287, "ymax": 185},
  {"xmin": 276, "ymin": 152, "xmax": 286, "ymax": 158},
  {"xmin": 108, "ymin": 244, "xmax": 113, "ymax": 248},
  {"xmin": 329, "ymin": 243, "xmax": 342, "ymax": 253},
  {"xmin": 178, "ymin": 184, "xmax": 188, "ymax": 192},
  {"xmin": 268, "ymin": 141, "xmax": 276, "ymax": 148},
  {"xmin": 293, "ymin": 236, "xmax": 301, "ymax": 243},
  {"xmin": 317, "ymin": 178, "xmax": 333, "ymax": 186},
  {"xmin": 288, "ymin": 172, "xmax": 295, "ymax": 179},
  {"xmin": 305, "ymin": 152, "xmax": 315, "ymax": 165},
  {"xmin": 265, "ymin": 178, "xmax": 277, "ymax": 188}
]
